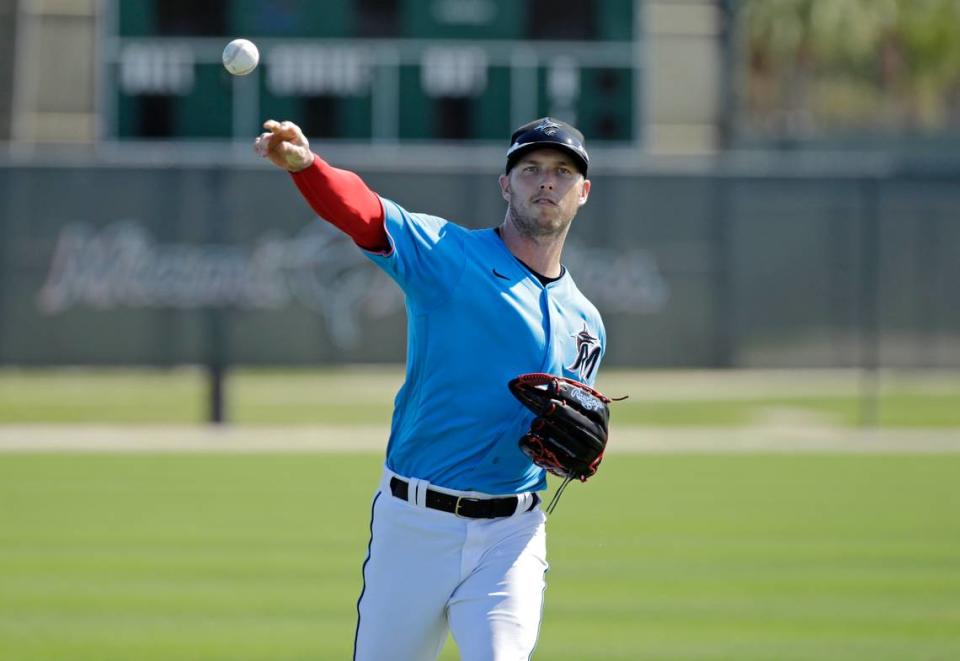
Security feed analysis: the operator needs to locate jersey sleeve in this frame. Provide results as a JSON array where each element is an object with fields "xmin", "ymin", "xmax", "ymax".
[{"xmin": 362, "ymin": 197, "xmax": 467, "ymax": 308}]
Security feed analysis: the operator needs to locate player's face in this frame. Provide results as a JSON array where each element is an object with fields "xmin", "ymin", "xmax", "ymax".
[{"xmin": 499, "ymin": 149, "xmax": 591, "ymax": 239}]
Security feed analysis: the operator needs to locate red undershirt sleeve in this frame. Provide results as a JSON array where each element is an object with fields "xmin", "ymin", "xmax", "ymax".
[{"xmin": 289, "ymin": 154, "xmax": 390, "ymax": 252}]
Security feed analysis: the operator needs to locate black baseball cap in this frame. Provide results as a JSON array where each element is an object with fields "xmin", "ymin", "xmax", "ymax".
[{"xmin": 505, "ymin": 117, "xmax": 589, "ymax": 176}]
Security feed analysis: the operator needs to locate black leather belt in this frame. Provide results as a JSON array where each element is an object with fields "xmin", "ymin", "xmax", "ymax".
[{"xmin": 389, "ymin": 477, "xmax": 538, "ymax": 519}]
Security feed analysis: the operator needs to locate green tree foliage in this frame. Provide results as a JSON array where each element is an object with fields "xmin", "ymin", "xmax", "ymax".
[{"xmin": 740, "ymin": 0, "xmax": 960, "ymax": 133}]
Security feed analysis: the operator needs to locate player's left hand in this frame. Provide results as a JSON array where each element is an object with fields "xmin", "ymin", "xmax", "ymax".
[{"xmin": 254, "ymin": 119, "xmax": 314, "ymax": 172}]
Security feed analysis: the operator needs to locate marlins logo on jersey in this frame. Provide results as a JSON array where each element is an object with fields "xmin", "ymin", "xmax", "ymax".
[{"xmin": 567, "ymin": 323, "xmax": 601, "ymax": 382}]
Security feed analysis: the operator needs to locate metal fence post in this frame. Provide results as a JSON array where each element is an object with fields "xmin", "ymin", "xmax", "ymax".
[
  {"xmin": 712, "ymin": 174, "xmax": 735, "ymax": 368},
  {"xmin": 858, "ymin": 176, "xmax": 881, "ymax": 428},
  {"xmin": 205, "ymin": 167, "xmax": 228, "ymax": 425}
]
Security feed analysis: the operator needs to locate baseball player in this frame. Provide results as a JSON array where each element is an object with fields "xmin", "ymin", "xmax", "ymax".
[{"xmin": 255, "ymin": 116, "xmax": 607, "ymax": 660}]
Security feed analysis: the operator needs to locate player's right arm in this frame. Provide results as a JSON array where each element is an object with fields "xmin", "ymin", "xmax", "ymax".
[
  {"xmin": 256, "ymin": 119, "xmax": 466, "ymax": 305},
  {"xmin": 254, "ymin": 119, "xmax": 389, "ymax": 252}
]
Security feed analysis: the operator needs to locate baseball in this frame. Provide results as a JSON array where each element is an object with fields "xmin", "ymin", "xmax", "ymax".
[{"xmin": 222, "ymin": 38, "xmax": 259, "ymax": 76}]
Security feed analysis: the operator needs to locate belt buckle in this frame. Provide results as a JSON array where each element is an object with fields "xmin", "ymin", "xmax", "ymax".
[{"xmin": 453, "ymin": 496, "xmax": 470, "ymax": 518}]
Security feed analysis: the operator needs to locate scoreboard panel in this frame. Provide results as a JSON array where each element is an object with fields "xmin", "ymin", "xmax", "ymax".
[{"xmin": 105, "ymin": 0, "xmax": 640, "ymax": 144}]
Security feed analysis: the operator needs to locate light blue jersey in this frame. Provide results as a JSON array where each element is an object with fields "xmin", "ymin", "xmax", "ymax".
[{"xmin": 364, "ymin": 198, "xmax": 606, "ymax": 495}]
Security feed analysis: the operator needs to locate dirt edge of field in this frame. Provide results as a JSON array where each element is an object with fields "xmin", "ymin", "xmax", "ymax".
[{"xmin": 1, "ymin": 424, "xmax": 958, "ymax": 453}]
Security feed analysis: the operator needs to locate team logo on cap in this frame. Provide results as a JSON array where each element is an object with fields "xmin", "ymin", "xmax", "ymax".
[
  {"xmin": 567, "ymin": 323, "xmax": 601, "ymax": 381},
  {"xmin": 535, "ymin": 119, "xmax": 561, "ymax": 136}
]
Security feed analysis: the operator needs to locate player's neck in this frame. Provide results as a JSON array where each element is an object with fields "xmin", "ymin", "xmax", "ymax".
[{"xmin": 498, "ymin": 218, "xmax": 565, "ymax": 278}]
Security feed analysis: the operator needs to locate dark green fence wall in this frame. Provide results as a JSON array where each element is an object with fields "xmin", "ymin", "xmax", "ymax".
[{"xmin": 1, "ymin": 161, "xmax": 957, "ymax": 368}]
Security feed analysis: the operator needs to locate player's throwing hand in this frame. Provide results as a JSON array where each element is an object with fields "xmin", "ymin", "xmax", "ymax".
[{"xmin": 254, "ymin": 120, "xmax": 314, "ymax": 172}]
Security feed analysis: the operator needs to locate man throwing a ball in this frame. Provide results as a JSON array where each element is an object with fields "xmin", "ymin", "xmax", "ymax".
[{"xmin": 256, "ymin": 116, "xmax": 607, "ymax": 660}]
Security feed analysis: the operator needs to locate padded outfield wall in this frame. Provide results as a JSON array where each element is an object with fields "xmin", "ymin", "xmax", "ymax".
[{"xmin": 0, "ymin": 155, "xmax": 957, "ymax": 369}]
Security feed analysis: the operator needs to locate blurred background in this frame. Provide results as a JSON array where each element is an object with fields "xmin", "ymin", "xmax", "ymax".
[
  {"xmin": 2, "ymin": 0, "xmax": 958, "ymax": 388},
  {"xmin": 1, "ymin": 3, "xmax": 959, "ymax": 660}
]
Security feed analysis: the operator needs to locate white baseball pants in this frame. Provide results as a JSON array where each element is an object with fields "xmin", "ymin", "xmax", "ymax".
[{"xmin": 353, "ymin": 468, "xmax": 548, "ymax": 661}]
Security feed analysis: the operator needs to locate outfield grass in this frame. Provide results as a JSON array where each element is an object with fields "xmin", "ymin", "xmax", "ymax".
[
  {"xmin": 1, "ymin": 453, "xmax": 958, "ymax": 660},
  {"xmin": 1, "ymin": 368, "xmax": 958, "ymax": 428}
]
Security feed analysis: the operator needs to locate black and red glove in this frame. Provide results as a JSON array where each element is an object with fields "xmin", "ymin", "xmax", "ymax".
[{"xmin": 508, "ymin": 373, "xmax": 611, "ymax": 482}]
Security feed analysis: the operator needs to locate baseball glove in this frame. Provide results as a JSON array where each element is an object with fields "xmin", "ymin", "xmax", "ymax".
[{"xmin": 509, "ymin": 373, "xmax": 616, "ymax": 512}]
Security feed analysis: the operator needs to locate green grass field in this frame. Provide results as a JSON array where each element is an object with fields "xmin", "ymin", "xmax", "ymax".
[
  {"xmin": 1, "ymin": 368, "xmax": 959, "ymax": 427},
  {"xmin": 2, "ymin": 453, "xmax": 959, "ymax": 660}
]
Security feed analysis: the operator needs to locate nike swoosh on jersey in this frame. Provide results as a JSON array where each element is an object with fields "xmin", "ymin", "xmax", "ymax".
[{"xmin": 491, "ymin": 268, "xmax": 510, "ymax": 280}]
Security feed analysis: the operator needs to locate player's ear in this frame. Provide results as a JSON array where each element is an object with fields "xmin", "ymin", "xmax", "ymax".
[
  {"xmin": 498, "ymin": 173, "xmax": 511, "ymax": 202},
  {"xmin": 578, "ymin": 178, "xmax": 591, "ymax": 207}
]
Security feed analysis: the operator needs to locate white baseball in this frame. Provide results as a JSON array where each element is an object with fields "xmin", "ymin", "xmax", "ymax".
[{"xmin": 222, "ymin": 39, "xmax": 259, "ymax": 76}]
